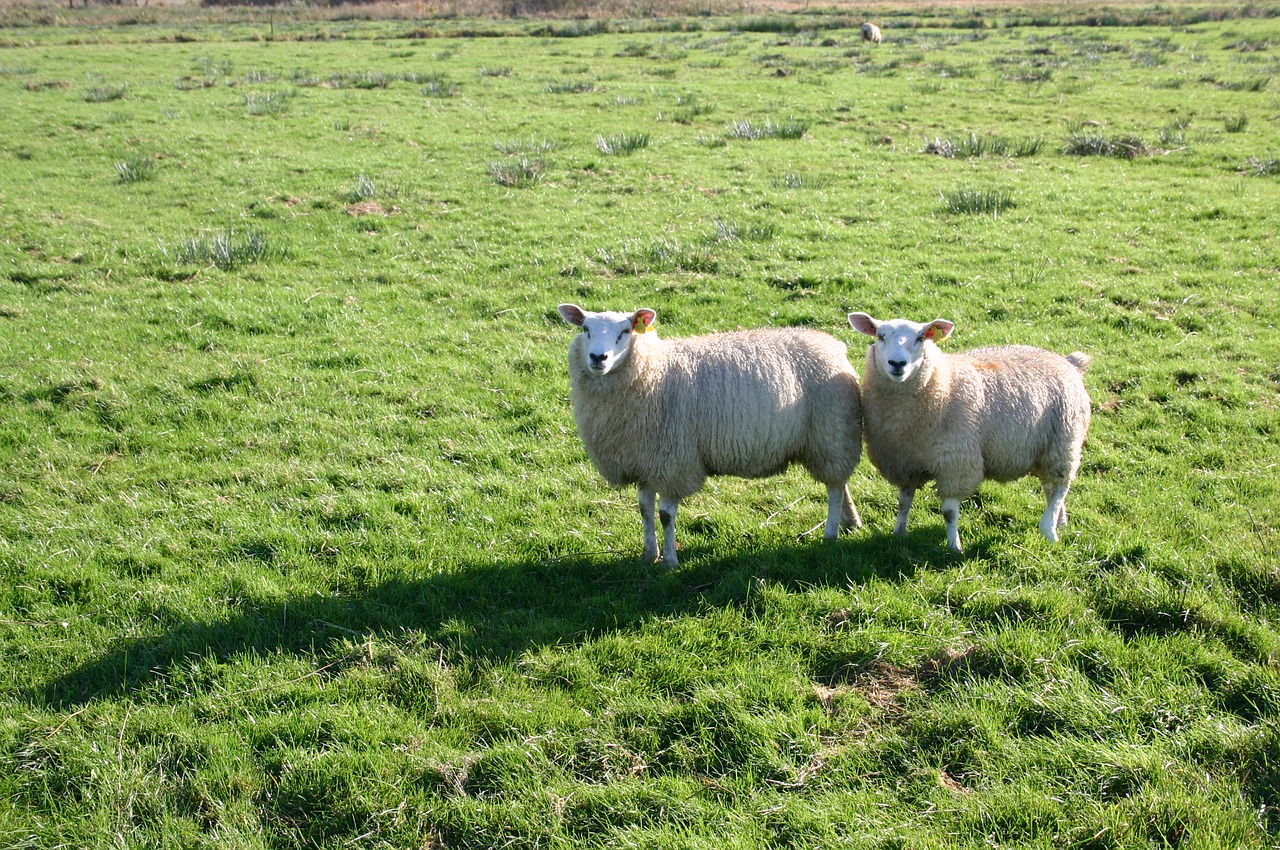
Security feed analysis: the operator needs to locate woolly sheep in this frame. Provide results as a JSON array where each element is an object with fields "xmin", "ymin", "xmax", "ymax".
[
  {"xmin": 847, "ymin": 312, "xmax": 1092, "ymax": 553},
  {"xmin": 558, "ymin": 304, "xmax": 863, "ymax": 567},
  {"xmin": 861, "ymin": 22, "xmax": 883, "ymax": 43}
]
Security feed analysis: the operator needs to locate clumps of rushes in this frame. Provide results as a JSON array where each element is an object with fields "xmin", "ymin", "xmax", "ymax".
[
  {"xmin": 546, "ymin": 79, "xmax": 596, "ymax": 94},
  {"xmin": 493, "ymin": 137, "xmax": 560, "ymax": 156},
  {"xmin": 489, "ymin": 157, "xmax": 546, "ymax": 188},
  {"xmin": 773, "ymin": 172, "xmax": 833, "ymax": 190},
  {"xmin": 1224, "ymin": 114, "xmax": 1249, "ymax": 133},
  {"xmin": 1063, "ymin": 124, "xmax": 1150, "ymax": 159},
  {"xmin": 594, "ymin": 237, "xmax": 717, "ymax": 275},
  {"xmin": 1217, "ymin": 76, "xmax": 1270, "ymax": 92},
  {"xmin": 1242, "ymin": 156, "xmax": 1280, "ymax": 176},
  {"xmin": 346, "ymin": 174, "xmax": 377, "ymax": 203},
  {"xmin": 82, "ymin": 83, "xmax": 126, "ymax": 102},
  {"xmin": 710, "ymin": 218, "xmax": 777, "ymax": 244},
  {"xmin": 942, "ymin": 187, "xmax": 1016, "ymax": 215},
  {"xmin": 727, "ymin": 117, "xmax": 809, "ymax": 140},
  {"xmin": 164, "ymin": 230, "xmax": 277, "ymax": 271},
  {"xmin": 924, "ymin": 134, "xmax": 1044, "ymax": 158},
  {"xmin": 244, "ymin": 89, "xmax": 294, "ymax": 116},
  {"xmin": 405, "ymin": 73, "xmax": 459, "ymax": 97},
  {"xmin": 595, "ymin": 132, "xmax": 649, "ymax": 156},
  {"xmin": 114, "ymin": 155, "xmax": 157, "ymax": 183}
]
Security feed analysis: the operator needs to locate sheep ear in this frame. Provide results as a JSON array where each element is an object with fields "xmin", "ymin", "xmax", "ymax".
[
  {"xmin": 848, "ymin": 313, "xmax": 878, "ymax": 337},
  {"xmin": 925, "ymin": 320, "xmax": 954, "ymax": 342},
  {"xmin": 632, "ymin": 308, "xmax": 657, "ymax": 332},
  {"xmin": 558, "ymin": 304, "xmax": 587, "ymax": 327}
]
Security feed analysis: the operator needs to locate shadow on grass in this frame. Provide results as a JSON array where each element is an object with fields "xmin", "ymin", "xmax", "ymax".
[{"xmin": 33, "ymin": 533, "xmax": 939, "ymax": 709}]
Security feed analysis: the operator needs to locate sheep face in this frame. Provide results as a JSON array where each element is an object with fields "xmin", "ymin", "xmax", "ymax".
[
  {"xmin": 558, "ymin": 303, "xmax": 657, "ymax": 377},
  {"xmin": 848, "ymin": 313, "xmax": 954, "ymax": 383}
]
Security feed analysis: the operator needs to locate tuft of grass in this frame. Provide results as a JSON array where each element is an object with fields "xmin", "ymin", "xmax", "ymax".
[
  {"xmin": 420, "ymin": 78, "xmax": 460, "ymax": 97},
  {"xmin": 493, "ymin": 137, "xmax": 560, "ymax": 156},
  {"xmin": 81, "ymin": 84, "xmax": 126, "ymax": 102},
  {"xmin": 243, "ymin": 89, "xmax": 294, "ymax": 116},
  {"xmin": 114, "ymin": 155, "xmax": 156, "ymax": 183},
  {"xmin": 727, "ymin": 117, "xmax": 809, "ymax": 140},
  {"xmin": 671, "ymin": 101, "xmax": 714, "ymax": 124},
  {"xmin": 163, "ymin": 229, "xmax": 277, "ymax": 270},
  {"xmin": 347, "ymin": 174, "xmax": 377, "ymax": 203},
  {"xmin": 489, "ymin": 157, "xmax": 546, "ymax": 188},
  {"xmin": 595, "ymin": 237, "xmax": 717, "ymax": 274},
  {"xmin": 1242, "ymin": 156, "xmax": 1280, "ymax": 176},
  {"xmin": 546, "ymin": 79, "xmax": 595, "ymax": 94},
  {"xmin": 942, "ymin": 187, "xmax": 1016, "ymax": 215},
  {"xmin": 1219, "ymin": 76, "xmax": 1270, "ymax": 92},
  {"xmin": 925, "ymin": 134, "xmax": 1043, "ymax": 158},
  {"xmin": 1063, "ymin": 127, "xmax": 1149, "ymax": 159},
  {"xmin": 773, "ymin": 172, "xmax": 833, "ymax": 190},
  {"xmin": 1224, "ymin": 114, "xmax": 1249, "ymax": 133},
  {"xmin": 711, "ymin": 218, "xmax": 777, "ymax": 243},
  {"xmin": 595, "ymin": 132, "xmax": 649, "ymax": 156}
]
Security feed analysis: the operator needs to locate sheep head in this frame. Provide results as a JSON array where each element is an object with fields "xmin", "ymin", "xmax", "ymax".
[
  {"xmin": 559, "ymin": 303, "xmax": 657, "ymax": 377},
  {"xmin": 848, "ymin": 313, "xmax": 954, "ymax": 383}
]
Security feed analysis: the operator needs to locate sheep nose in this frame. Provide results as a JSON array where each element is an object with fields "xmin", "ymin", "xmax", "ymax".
[
  {"xmin": 887, "ymin": 359, "xmax": 907, "ymax": 371},
  {"xmin": 589, "ymin": 352, "xmax": 608, "ymax": 365}
]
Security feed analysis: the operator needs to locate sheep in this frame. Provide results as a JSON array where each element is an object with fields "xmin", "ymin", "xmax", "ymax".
[
  {"xmin": 861, "ymin": 22, "xmax": 883, "ymax": 44},
  {"xmin": 558, "ymin": 303, "xmax": 863, "ymax": 567},
  {"xmin": 847, "ymin": 312, "xmax": 1092, "ymax": 553}
]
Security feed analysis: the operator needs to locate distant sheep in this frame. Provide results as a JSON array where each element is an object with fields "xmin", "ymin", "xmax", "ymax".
[
  {"xmin": 848, "ymin": 312, "xmax": 1092, "ymax": 552},
  {"xmin": 861, "ymin": 22, "xmax": 883, "ymax": 44},
  {"xmin": 559, "ymin": 304, "xmax": 863, "ymax": 567}
]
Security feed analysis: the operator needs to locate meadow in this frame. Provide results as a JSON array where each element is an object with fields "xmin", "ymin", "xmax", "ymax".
[{"xmin": 1, "ymin": 3, "xmax": 1279, "ymax": 847}]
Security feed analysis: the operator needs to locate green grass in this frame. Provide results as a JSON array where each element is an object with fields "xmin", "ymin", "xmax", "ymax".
[
  {"xmin": 595, "ymin": 131, "xmax": 650, "ymax": 156},
  {"xmin": 2, "ymin": 6, "xmax": 1280, "ymax": 849}
]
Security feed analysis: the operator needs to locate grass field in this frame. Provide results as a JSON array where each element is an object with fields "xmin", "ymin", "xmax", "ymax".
[{"xmin": 2, "ymin": 4, "xmax": 1279, "ymax": 847}]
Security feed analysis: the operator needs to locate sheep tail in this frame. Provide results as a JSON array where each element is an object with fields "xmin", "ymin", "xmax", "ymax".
[{"xmin": 1066, "ymin": 352, "xmax": 1092, "ymax": 373}]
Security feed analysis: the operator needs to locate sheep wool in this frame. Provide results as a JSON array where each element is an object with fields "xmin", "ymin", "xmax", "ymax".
[
  {"xmin": 848, "ymin": 312, "xmax": 1092, "ymax": 552},
  {"xmin": 559, "ymin": 304, "xmax": 863, "ymax": 567}
]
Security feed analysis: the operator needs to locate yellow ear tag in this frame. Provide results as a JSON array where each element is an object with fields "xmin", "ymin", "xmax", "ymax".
[{"xmin": 634, "ymin": 319, "xmax": 654, "ymax": 334}]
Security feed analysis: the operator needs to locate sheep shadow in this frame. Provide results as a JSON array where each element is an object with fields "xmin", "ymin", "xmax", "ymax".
[{"xmin": 34, "ymin": 535, "xmax": 929, "ymax": 709}]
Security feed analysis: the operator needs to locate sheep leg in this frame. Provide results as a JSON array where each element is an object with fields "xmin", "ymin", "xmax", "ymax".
[
  {"xmin": 892, "ymin": 487, "xmax": 915, "ymax": 537},
  {"xmin": 1040, "ymin": 481, "xmax": 1070, "ymax": 542},
  {"xmin": 827, "ymin": 485, "xmax": 859, "ymax": 537},
  {"xmin": 658, "ymin": 494, "xmax": 680, "ymax": 568},
  {"xmin": 941, "ymin": 497, "xmax": 964, "ymax": 552},
  {"xmin": 838, "ymin": 484, "xmax": 863, "ymax": 531},
  {"xmin": 638, "ymin": 487, "xmax": 659, "ymax": 563}
]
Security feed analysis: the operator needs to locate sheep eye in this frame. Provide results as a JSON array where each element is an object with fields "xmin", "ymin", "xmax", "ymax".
[{"xmin": 876, "ymin": 333, "xmax": 884, "ymax": 341}]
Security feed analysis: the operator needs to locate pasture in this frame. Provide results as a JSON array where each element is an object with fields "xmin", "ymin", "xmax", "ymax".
[{"xmin": 1, "ymin": 4, "xmax": 1279, "ymax": 847}]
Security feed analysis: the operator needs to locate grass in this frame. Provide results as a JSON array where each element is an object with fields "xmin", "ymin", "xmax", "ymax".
[
  {"xmin": 924, "ymin": 134, "xmax": 1044, "ymax": 158},
  {"xmin": 2, "ymin": 6, "xmax": 1280, "ymax": 849},
  {"xmin": 1063, "ymin": 127, "xmax": 1152, "ymax": 159},
  {"xmin": 942, "ymin": 187, "xmax": 1016, "ymax": 215},
  {"xmin": 727, "ymin": 117, "xmax": 810, "ymax": 140},
  {"xmin": 162, "ymin": 229, "xmax": 277, "ymax": 270},
  {"xmin": 489, "ymin": 156, "xmax": 547, "ymax": 187},
  {"xmin": 114, "ymin": 154, "xmax": 157, "ymax": 183},
  {"xmin": 595, "ymin": 132, "xmax": 649, "ymax": 156}
]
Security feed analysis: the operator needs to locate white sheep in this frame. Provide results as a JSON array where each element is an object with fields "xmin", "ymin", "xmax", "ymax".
[
  {"xmin": 558, "ymin": 304, "xmax": 863, "ymax": 567},
  {"xmin": 847, "ymin": 312, "xmax": 1092, "ymax": 553},
  {"xmin": 861, "ymin": 22, "xmax": 883, "ymax": 44}
]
